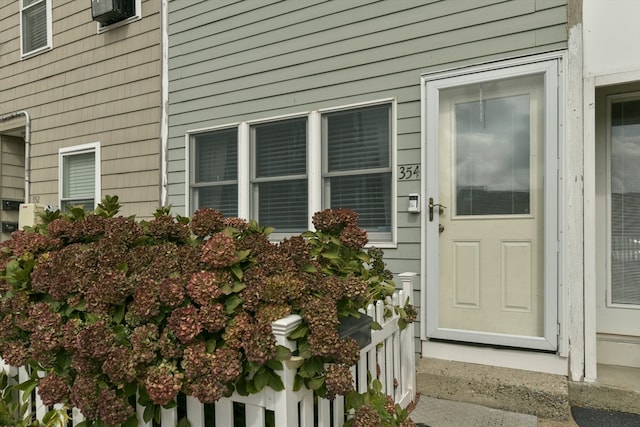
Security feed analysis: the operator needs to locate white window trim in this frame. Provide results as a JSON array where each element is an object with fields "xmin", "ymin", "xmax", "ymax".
[
  {"xmin": 58, "ymin": 142, "xmax": 101, "ymax": 211},
  {"xmin": 96, "ymin": 0, "xmax": 142, "ymax": 33},
  {"xmin": 185, "ymin": 99, "xmax": 397, "ymax": 247},
  {"xmin": 20, "ymin": 0, "xmax": 52, "ymax": 59}
]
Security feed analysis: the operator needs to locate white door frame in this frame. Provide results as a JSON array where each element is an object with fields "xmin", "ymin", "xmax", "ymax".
[{"xmin": 420, "ymin": 54, "xmax": 562, "ymax": 351}]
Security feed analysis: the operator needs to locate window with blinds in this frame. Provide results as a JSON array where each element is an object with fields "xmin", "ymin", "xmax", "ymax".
[
  {"xmin": 193, "ymin": 128, "xmax": 238, "ymax": 217},
  {"xmin": 61, "ymin": 151, "xmax": 96, "ymax": 212},
  {"xmin": 323, "ymin": 105, "xmax": 392, "ymax": 240},
  {"xmin": 610, "ymin": 98, "xmax": 640, "ymax": 306},
  {"xmin": 251, "ymin": 118, "xmax": 308, "ymax": 233},
  {"xmin": 21, "ymin": 0, "xmax": 50, "ymax": 56}
]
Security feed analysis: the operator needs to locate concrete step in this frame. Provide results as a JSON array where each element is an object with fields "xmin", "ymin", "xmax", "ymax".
[
  {"xmin": 569, "ymin": 364, "xmax": 640, "ymax": 415},
  {"xmin": 416, "ymin": 358, "xmax": 571, "ymax": 421}
]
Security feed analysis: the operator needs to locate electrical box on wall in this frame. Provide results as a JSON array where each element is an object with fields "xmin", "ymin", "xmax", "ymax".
[
  {"xmin": 408, "ymin": 193, "xmax": 420, "ymax": 213},
  {"xmin": 18, "ymin": 204, "xmax": 45, "ymax": 230},
  {"xmin": 91, "ymin": 0, "xmax": 135, "ymax": 25}
]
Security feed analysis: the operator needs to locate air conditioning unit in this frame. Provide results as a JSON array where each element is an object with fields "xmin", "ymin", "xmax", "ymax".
[{"xmin": 91, "ymin": 0, "xmax": 135, "ymax": 25}]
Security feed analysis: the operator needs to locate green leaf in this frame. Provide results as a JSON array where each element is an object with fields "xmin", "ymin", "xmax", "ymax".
[
  {"xmin": 274, "ymin": 345, "xmax": 292, "ymax": 361},
  {"xmin": 306, "ymin": 376, "xmax": 324, "ymax": 391},
  {"xmin": 113, "ymin": 304, "xmax": 125, "ymax": 324},
  {"xmin": 300, "ymin": 264, "xmax": 317, "ymax": 273},
  {"xmin": 267, "ymin": 371, "xmax": 284, "ymax": 391},
  {"xmin": 224, "ymin": 295, "xmax": 242, "ymax": 314},
  {"xmin": 265, "ymin": 359, "xmax": 282, "ymax": 371},
  {"xmin": 122, "ymin": 413, "xmax": 139, "ymax": 427},
  {"xmin": 235, "ymin": 249, "xmax": 251, "ymax": 262},
  {"xmin": 287, "ymin": 324, "xmax": 308, "ymax": 340},
  {"xmin": 230, "ymin": 264, "xmax": 244, "ymax": 281},
  {"xmin": 177, "ymin": 417, "xmax": 192, "ymax": 427},
  {"xmin": 231, "ymin": 282, "xmax": 246, "ymax": 293},
  {"xmin": 298, "ymin": 341, "xmax": 311, "ymax": 359},
  {"xmin": 320, "ymin": 250, "xmax": 341, "ymax": 260},
  {"xmin": 253, "ymin": 370, "xmax": 268, "ymax": 392},
  {"xmin": 345, "ymin": 390, "xmax": 366, "ymax": 411},
  {"xmin": 370, "ymin": 321, "xmax": 382, "ymax": 331},
  {"xmin": 293, "ymin": 374, "xmax": 304, "ymax": 391},
  {"xmin": 143, "ymin": 404, "xmax": 155, "ymax": 423}
]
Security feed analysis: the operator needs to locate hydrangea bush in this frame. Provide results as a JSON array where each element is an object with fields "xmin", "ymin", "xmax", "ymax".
[{"xmin": 0, "ymin": 196, "xmax": 416, "ymax": 426}]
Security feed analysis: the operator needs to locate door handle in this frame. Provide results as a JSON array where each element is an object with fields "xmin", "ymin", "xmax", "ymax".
[{"xmin": 428, "ymin": 197, "xmax": 446, "ymax": 222}]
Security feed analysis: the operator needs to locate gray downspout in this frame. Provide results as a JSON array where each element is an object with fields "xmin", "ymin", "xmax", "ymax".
[{"xmin": 0, "ymin": 111, "xmax": 30, "ymax": 203}]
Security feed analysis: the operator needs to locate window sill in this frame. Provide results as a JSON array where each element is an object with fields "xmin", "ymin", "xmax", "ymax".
[{"xmin": 21, "ymin": 45, "xmax": 52, "ymax": 60}]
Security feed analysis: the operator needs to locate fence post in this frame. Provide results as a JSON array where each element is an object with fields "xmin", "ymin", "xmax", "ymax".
[
  {"xmin": 398, "ymin": 272, "xmax": 417, "ymax": 404},
  {"xmin": 271, "ymin": 315, "xmax": 304, "ymax": 427}
]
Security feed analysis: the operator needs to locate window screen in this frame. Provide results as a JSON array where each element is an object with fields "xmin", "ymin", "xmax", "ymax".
[
  {"xmin": 193, "ymin": 128, "xmax": 238, "ymax": 217},
  {"xmin": 323, "ymin": 105, "xmax": 392, "ymax": 238},
  {"xmin": 252, "ymin": 118, "xmax": 307, "ymax": 232}
]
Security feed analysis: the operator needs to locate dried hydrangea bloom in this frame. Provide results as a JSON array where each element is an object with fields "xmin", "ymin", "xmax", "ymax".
[
  {"xmin": 167, "ymin": 305, "xmax": 202, "ymax": 344},
  {"xmin": 351, "ymin": 404, "xmax": 381, "ymax": 427},
  {"xmin": 98, "ymin": 387, "xmax": 134, "ymax": 426},
  {"xmin": 130, "ymin": 323, "xmax": 159, "ymax": 364},
  {"xmin": 37, "ymin": 372, "xmax": 70, "ymax": 406},
  {"xmin": 71, "ymin": 375, "xmax": 100, "ymax": 420},
  {"xmin": 148, "ymin": 214, "xmax": 190, "ymax": 243},
  {"xmin": 186, "ymin": 375, "xmax": 226, "ymax": 404},
  {"xmin": 198, "ymin": 302, "xmax": 227, "ymax": 333},
  {"xmin": 158, "ymin": 277, "xmax": 187, "ymax": 309},
  {"xmin": 102, "ymin": 345, "xmax": 137, "ymax": 384},
  {"xmin": 335, "ymin": 337, "xmax": 361, "ymax": 366},
  {"xmin": 223, "ymin": 217, "xmax": 249, "ymax": 231},
  {"xmin": 1, "ymin": 340, "xmax": 30, "ymax": 366},
  {"xmin": 186, "ymin": 270, "xmax": 227, "ymax": 306},
  {"xmin": 144, "ymin": 364, "xmax": 182, "ymax": 406},
  {"xmin": 339, "ymin": 225, "xmax": 369, "ymax": 249},
  {"xmin": 325, "ymin": 364, "xmax": 354, "ymax": 399},
  {"xmin": 312, "ymin": 208, "xmax": 359, "ymax": 233},
  {"xmin": 200, "ymin": 232, "xmax": 238, "ymax": 268},
  {"xmin": 190, "ymin": 208, "xmax": 224, "ymax": 238}
]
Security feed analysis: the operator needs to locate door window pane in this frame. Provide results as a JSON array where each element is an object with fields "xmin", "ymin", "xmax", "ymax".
[
  {"xmin": 455, "ymin": 94, "xmax": 531, "ymax": 215},
  {"xmin": 611, "ymin": 98, "xmax": 640, "ymax": 305}
]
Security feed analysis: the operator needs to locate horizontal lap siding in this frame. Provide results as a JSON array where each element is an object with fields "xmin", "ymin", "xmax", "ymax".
[
  {"xmin": 0, "ymin": 1, "xmax": 163, "ymax": 218},
  {"xmin": 167, "ymin": 0, "xmax": 568, "ymax": 278}
]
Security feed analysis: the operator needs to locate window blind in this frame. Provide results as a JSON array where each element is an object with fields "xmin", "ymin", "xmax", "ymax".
[
  {"xmin": 22, "ymin": 0, "xmax": 48, "ymax": 53},
  {"xmin": 324, "ymin": 105, "xmax": 391, "ymax": 237},
  {"xmin": 63, "ymin": 152, "xmax": 95, "ymax": 199},
  {"xmin": 253, "ymin": 118, "xmax": 307, "ymax": 232},
  {"xmin": 193, "ymin": 128, "xmax": 238, "ymax": 216},
  {"xmin": 611, "ymin": 99, "xmax": 640, "ymax": 305}
]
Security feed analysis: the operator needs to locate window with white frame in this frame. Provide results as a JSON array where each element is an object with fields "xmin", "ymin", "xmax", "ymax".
[
  {"xmin": 20, "ymin": 0, "xmax": 52, "ymax": 57},
  {"xmin": 190, "ymin": 102, "xmax": 394, "ymax": 242},
  {"xmin": 59, "ymin": 143, "xmax": 100, "ymax": 212}
]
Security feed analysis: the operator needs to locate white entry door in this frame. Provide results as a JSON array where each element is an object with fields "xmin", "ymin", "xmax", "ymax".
[{"xmin": 424, "ymin": 58, "xmax": 559, "ymax": 351}]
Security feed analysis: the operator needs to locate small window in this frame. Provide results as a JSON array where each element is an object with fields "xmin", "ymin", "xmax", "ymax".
[
  {"xmin": 59, "ymin": 143, "xmax": 100, "ymax": 212},
  {"xmin": 322, "ymin": 105, "xmax": 393, "ymax": 241},
  {"xmin": 251, "ymin": 118, "xmax": 308, "ymax": 234},
  {"xmin": 191, "ymin": 128, "xmax": 238, "ymax": 217},
  {"xmin": 20, "ymin": 0, "xmax": 52, "ymax": 57}
]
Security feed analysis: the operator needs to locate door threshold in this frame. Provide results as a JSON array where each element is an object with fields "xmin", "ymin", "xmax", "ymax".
[{"xmin": 422, "ymin": 339, "xmax": 567, "ymax": 375}]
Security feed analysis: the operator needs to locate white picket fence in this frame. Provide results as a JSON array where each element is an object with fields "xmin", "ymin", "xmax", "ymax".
[{"xmin": 2, "ymin": 274, "xmax": 417, "ymax": 427}]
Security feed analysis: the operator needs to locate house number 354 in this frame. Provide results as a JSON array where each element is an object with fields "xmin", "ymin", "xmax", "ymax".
[{"xmin": 398, "ymin": 164, "xmax": 420, "ymax": 181}]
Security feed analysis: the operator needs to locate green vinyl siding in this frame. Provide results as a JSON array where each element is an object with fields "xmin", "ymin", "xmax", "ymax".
[{"xmin": 167, "ymin": 0, "xmax": 568, "ymax": 283}]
